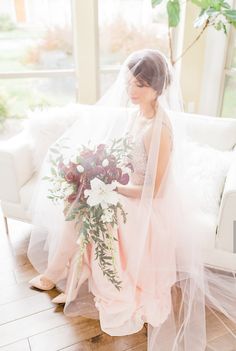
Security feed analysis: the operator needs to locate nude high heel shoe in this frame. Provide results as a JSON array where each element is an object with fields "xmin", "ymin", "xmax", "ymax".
[
  {"xmin": 51, "ymin": 265, "xmax": 90, "ymax": 304},
  {"xmin": 51, "ymin": 292, "xmax": 67, "ymax": 304},
  {"xmin": 29, "ymin": 274, "xmax": 55, "ymax": 291}
]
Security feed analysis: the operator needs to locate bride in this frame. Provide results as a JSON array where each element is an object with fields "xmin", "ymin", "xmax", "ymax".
[{"xmin": 27, "ymin": 49, "xmax": 236, "ymax": 350}]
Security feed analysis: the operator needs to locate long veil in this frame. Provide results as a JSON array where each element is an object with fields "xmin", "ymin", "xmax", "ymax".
[{"xmin": 27, "ymin": 49, "xmax": 236, "ymax": 350}]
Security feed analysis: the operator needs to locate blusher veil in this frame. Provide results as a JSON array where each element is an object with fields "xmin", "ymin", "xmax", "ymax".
[{"xmin": 27, "ymin": 49, "xmax": 236, "ymax": 350}]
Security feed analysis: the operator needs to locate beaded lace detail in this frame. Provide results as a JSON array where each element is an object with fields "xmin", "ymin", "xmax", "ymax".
[{"xmin": 130, "ymin": 115, "xmax": 173, "ymax": 186}]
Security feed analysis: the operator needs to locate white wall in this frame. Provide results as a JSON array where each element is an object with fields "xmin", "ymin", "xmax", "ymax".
[{"xmin": 179, "ymin": 2, "xmax": 207, "ymax": 113}]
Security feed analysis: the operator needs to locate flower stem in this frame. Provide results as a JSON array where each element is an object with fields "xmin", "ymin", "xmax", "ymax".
[{"xmin": 173, "ymin": 19, "xmax": 209, "ymax": 65}]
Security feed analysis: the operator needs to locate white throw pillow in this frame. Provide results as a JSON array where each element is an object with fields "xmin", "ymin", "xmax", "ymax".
[
  {"xmin": 179, "ymin": 139, "xmax": 234, "ymax": 248},
  {"xmin": 24, "ymin": 103, "xmax": 82, "ymax": 171},
  {"xmin": 182, "ymin": 139, "xmax": 233, "ymax": 219}
]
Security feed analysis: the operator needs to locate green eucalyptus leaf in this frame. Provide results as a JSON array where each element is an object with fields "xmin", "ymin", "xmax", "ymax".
[
  {"xmin": 191, "ymin": 0, "xmax": 205, "ymax": 7},
  {"xmin": 206, "ymin": 8, "xmax": 219, "ymax": 16},
  {"xmin": 223, "ymin": 9, "xmax": 236, "ymax": 27},
  {"xmin": 191, "ymin": 0, "xmax": 211, "ymax": 9},
  {"xmin": 152, "ymin": 0, "xmax": 163, "ymax": 6},
  {"xmin": 167, "ymin": 0, "xmax": 180, "ymax": 27},
  {"xmin": 49, "ymin": 147, "xmax": 60, "ymax": 154},
  {"xmin": 221, "ymin": 2, "xmax": 230, "ymax": 9},
  {"xmin": 51, "ymin": 167, "xmax": 57, "ymax": 176}
]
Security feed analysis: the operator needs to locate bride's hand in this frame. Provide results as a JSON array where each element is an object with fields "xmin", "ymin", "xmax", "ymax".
[{"xmin": 115, "ymin": 184, "xmax": 142, "ymax": 198}]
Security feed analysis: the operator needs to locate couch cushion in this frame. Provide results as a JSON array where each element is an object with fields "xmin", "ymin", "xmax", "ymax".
[
  {"xmin": 25, "ymin": 103, "xmax": 83, "ymax": 170},
  {"xmin": 19, "ymin": 171, "xmax": 39, "ymax": 212},
  {"xmin": 169, "ymin": 111, "xmax": 236, "ymax": 151},
  {"xmin": 181, "ymin": 139, "xmax": 234, "ymax": 249}
]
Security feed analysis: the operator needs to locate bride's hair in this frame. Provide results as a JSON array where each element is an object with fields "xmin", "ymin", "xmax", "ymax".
[{"xmin": 126, "ymin": 49, "xmax": 172, "ymax": 96}]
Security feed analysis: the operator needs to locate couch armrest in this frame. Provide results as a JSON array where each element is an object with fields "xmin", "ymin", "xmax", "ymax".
[
  {"xmin": 0, "ymin": 131, "xmax": 35, "ymax": 203},
  {"xmin": 216, "ymin": 157, "xmax": 236, "ymax": 253}
]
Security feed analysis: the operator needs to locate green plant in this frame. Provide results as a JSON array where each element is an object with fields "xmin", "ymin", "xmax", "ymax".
[
  {"xmin": 0, "ymin": 14, "xmax": 16, "ymax": 32},
  {"xmin": 152, "ymin": 0, "xmax": 236, "ymax": 65},
  {"xmin": 29, "ymin": 97, "xmax": 52, "ymax": 110},
  {"xmin": 99, "ymin": 16, "xmax": 168, "ymax": 65},
  {"xmin": 0, "ymin": 94, "xmax": 10, "ymax": 130},
  {"xmin": 23, "ymin": 25, "xmax": 73, "ymax": 66}
]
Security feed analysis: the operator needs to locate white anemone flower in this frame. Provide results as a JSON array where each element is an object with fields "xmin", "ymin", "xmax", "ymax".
[
  {"xmin": 84, "ymin": 177, "xmax": 119, "ymax": 209},
  {"xmin": 76, "ymin": 165, "xmax": 84, "ymax": 173},
  {"xmin": 102, "ymin": 158, "xmax": 109, "ymax": 167},
  {"xmin": 101, "ymin": 208, "xmax": 114, "ymax": 223}
]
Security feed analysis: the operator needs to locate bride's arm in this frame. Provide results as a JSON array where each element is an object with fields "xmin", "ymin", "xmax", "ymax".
[
  {"xmin": 116, "ymin": 124, "xmax": 172, "ymax": 199},
  {"xmin": 116, "ymin": 183, "xmax": 143, "ymax": 198},
  {"xmin": 150, "ymin": 124, "xmax": 172, "ymax": 197}
]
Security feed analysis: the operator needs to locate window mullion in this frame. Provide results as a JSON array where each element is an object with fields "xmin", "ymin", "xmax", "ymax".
[
  {"xmin": 71, "ymin": 0, "xmax": 99, "ymax": 104},
  {"xmin": 0, "ymin": 69, "xmax": 75, "ymax": 79}
]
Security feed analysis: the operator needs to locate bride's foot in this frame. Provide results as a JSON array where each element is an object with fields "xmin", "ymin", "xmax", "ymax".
[
  {"xmin": 29, "ymin": 274, "xmax": 55, "ymax": 291},
  {"xmin": 51, "ymin": 293, "xmax": 67, "ymax": 304},
  {"xmin": 52, "ymin": 266, "xmax": 90, "ymax": 304}
]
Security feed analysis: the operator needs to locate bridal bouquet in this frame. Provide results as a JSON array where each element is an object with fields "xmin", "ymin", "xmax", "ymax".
[{"xmin": 43, "ymin": 135, "xmax": 134, "ymax": 290}]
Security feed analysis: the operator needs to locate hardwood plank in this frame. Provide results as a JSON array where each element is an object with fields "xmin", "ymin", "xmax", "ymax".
[
  {"xmin": 0, "ymin": 253, "xmax": 29, "ymax": 270},
  {"xmin": 0, "ymin": 270, "xmax": 16, "ymax": 287},
  {"xmin": 59, "ymin": 342, "xmax": 90, "ymax": 351},
  {"xmin": 0, "ymin": 292, "xmax": 58, "ymax": 325},
  {"xmin": 1, "ymin": 211, "xmax": 236, "ymax": 351},
  {"xmin": 58, "ymin": 328, "xmax": 147, "ymax": 351},
  {"xmin": 208, "ymin": 329, "xmax": 236, "ymax": 350},
  {"xmin": 0, "ymin": 339, "xmax": 30, "ymax": 351},
  {"xmin": 206, "ymin": 308, "xmax": 236, "ymax": 342},
  {"xmin": 13, "ymin": 264, "xmax": 37, "ymax": 284},
  {"xmin": 29, "ymin": 316, "xmax": 101, "ymax": 351},
  {"xmin": 0, "ymin": 282, "xmax": 42, "ymax": 306},
  {"xmin": 127, "ymin": 343, "xmax": 146, "ymax": 351},
  {"xmin": 0, "ymin": 307, "xmax": 72, "ymax": 347}
]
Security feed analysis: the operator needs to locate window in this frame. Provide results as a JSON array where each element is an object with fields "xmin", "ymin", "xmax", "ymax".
[
  {"xmin": 98, "ymin": 0, "xmax": 169, "ymax": 95},
  {"xmin": 0, "ymin": 0, "xmax": 75, "ymax": 130},
  {"xmin": 220, "ymin": 4, "xmax": 236, "ymax": 118}
]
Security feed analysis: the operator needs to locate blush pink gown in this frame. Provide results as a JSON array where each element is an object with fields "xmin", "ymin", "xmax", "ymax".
[{"xmin": 41, "ymin": 117, "xmax": 176, "ymax": 336}]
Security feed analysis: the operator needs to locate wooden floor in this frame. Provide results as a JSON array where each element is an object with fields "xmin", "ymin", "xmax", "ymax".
[{"xmin": 0, "ymin": 215, "xmax": 236, "ymax": 351}]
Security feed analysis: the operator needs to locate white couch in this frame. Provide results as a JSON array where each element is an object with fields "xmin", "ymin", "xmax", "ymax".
[{"xmin": 0, "ymin": 105, "xmax": 236, "ymax": 273}]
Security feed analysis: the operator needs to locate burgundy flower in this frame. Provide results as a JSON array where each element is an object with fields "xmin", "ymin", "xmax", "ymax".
[
  {"xmin": 107, "ymin": 155, "xmax": 117, "ymax": 165},
  {"xmin": 118, "ymin": 173, "xmax": 129, "ymax": 185},
  {"xmin": 67, "ymin": 193, "xmax": 77, "ymax": 203},
  {"xmin": 95, "ymin": 144, "xmax": 107, "ymax": 164},
  {"xmin": 80, "ymin": 149, "xmax": 94, "ymax": 158},
  {"xmin": 68, "ymin": 161, "xmax": 78, "ymax": 172},
  {"xmin": 106, "ymin": 166, "xmax": 122, "ymax": 182},
  {"xmin": 65, "ymin": 170, "xmax": 77, "ymax": 183},
  {"xmin": 94, "ymin": 165, "xmax": 106, "ymax": 178},
  {"xmin": 97, "ymin": 144, "xmax": 106, "ymax": 152}
]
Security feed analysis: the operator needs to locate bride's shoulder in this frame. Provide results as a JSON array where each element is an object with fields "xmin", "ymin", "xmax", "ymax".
[
  {"xmin": 143, "ymin": 117, "xmax": 173, "ymax": 154},
  {"xmin": 160, "ymin": 108, "xmax": 173, "ymax": 134}
]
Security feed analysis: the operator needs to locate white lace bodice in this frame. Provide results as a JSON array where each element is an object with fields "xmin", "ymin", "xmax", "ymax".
[{"xmin": 129, "ymin": 112, "xmax": 173, "ymax": 185}]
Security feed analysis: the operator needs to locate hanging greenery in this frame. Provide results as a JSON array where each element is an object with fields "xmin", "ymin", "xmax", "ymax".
[{"xmin": 152, "ymin": 0, "xmax": 236, "ymax": 64}]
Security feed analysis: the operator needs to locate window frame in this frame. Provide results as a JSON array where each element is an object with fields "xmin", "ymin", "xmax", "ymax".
[
  {"xmin": 0, "ymin": 0, "xmax": 100, "ymax": 106},
  {"xmin": 218, "ymin": 21, "xmax": 236, "ymax": 117}
]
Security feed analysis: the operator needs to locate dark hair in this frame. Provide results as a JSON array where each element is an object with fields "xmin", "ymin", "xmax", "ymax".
[{"xmin": 127, "ymin": 50, "xmax": 172, "ymax": 96}]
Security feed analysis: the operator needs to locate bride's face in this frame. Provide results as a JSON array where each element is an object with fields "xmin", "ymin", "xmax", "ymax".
[{"xmin": 126, "ymin": 74, "xmax": 157, "ymax": 107}]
